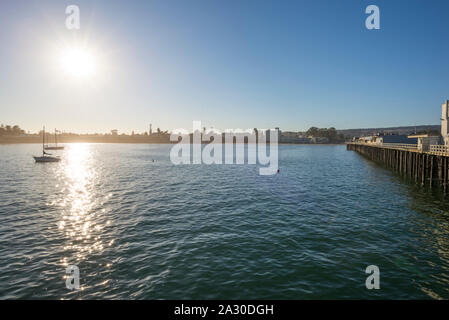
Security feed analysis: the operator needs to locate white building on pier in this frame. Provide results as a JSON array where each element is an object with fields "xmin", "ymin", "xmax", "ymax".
[{"xmin": 441, "ymin": 100, "xmax": 449, "ymax": 145}]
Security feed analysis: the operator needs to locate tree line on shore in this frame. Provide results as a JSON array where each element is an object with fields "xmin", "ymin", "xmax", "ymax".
[
  {"xmin": 0, "ymin": 124, "xmax": 25, "ymax": 136},
  {"xmin": 305, "ymin": 127, "xmax": 346, "ymax": 143}
]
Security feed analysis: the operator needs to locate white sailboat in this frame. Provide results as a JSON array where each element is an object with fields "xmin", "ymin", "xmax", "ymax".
[
  {"xmin": 44, "ymin": 129, "xmax": 64, "ymax": 150},
  {"xmin": 33, "ymin": 126, "xmax": 61, "ymax": 163}
]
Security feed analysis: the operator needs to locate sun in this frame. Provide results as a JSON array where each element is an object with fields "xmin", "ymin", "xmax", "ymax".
[{"xmin": 60, "ymin": 47, "xmax": 96, "ymax": 78}]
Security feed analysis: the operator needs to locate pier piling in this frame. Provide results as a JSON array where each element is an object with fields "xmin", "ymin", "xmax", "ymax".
[{"xmin": 347, "ymin": 143, "xmax": 449, "ymax": 191}]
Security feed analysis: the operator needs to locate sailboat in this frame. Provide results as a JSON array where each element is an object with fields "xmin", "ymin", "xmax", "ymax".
[
  {"xmin": 33, "ymin": 126, "xmax": 61, "ymax": 163},
  {"xmin": 44, "ymin": 129, "xmax": 64, "ymax": 150}
]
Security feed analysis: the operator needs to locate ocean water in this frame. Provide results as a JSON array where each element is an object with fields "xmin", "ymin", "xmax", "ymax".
[{"xmin": 0, "ymin": 143, "xmax": 449, "ymax": 299}]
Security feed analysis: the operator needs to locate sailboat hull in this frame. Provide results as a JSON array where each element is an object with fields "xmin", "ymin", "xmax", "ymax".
[
  {"xmin": 33, "ymin": 156, "xmax": 61, "ymax": 163},
  {"xmin": 44, "ymin": 146, "xmax": 65, "ymax": 150}
]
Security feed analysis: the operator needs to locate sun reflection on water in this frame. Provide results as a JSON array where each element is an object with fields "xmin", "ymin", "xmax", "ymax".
[{"xmin": 56, "ymin": 144, "xmax": 106, "ymax": 265}]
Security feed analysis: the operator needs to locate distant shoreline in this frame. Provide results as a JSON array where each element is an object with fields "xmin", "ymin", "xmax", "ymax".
[
  {"xmin": 0, "ymin": 141, "xmax": 345, "ymax": 146},
  {"xmin": 0, "ymin": 135, "xmax": 345, "ymax": 145},
  {"xmin": 0, "ymin": 135, "xmax": 171, "ymax": 144}
]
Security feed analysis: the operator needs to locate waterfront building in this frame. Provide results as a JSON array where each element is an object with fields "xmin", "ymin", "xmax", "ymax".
[
  {"xmin": 408, "ymin": 134, "xmax": 441, "ymax": 152},
  {"xmin": 280, "ymin": 131, "xmax": 308, "ymax": 143},
  {"xmin": 379, "ymin": 135, "xmax": 417, "ymax": 144}
]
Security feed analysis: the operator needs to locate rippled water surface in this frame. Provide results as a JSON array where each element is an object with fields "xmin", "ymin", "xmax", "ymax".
[{"xmin": 1, "ymin": 144, "xmax": 449, "ymax": 299}]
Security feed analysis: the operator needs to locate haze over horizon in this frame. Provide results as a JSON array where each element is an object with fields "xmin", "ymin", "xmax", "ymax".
[{"xmin": 1, "ymin": 0, "xmax": 448, "ymax": 133}]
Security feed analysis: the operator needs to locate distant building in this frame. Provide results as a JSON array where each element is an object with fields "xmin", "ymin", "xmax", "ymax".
[
  {"xmin": 351, "ymin": 100, "xmax": 449, "ymax": 148},
  {"xmin": 308, "ymin": 136, "xmax": 329, "ymax": 144},
  {"xmin": 356, "ymin": 134, "xmax": 417, "ymax": 145},
  {"xmin": 111, "ymin": 129, "xmax": 118, "ymax": 136},
  {"xmin": 379, "ymin": 135, "xmax": 417, "ymax": 144},
  {"xmin": 280, "ymin": 131, "xmax": 309, "ymax": 143},
  {"xmin": 408, "ymin": 134, "xmax": 441, "ymax": 152}
]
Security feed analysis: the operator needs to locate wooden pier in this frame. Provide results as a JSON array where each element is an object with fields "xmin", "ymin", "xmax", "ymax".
[{"xmin": 347, "ymin": 143, "xmax": 449, "ymax": 191}]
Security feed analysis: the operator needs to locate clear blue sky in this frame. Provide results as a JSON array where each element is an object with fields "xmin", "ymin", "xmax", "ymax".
[{"xmin": 1, "ymin": 0, "xmax": 449, "ymax": 133}]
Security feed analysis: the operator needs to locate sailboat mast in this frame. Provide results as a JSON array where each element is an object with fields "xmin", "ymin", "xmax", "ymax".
[{"xmin": 42, "ymin": 126, "xmax": 45, "ymax": 156}]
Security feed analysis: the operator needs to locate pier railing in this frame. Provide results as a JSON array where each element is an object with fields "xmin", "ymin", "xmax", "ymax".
[
  {"xmin": 429, "ymin": 145, "xmax": 449, "ymax": 156},
  {"xmin": 347, "ymin": 142, "xmax": 449, "ymax": 155},
  {"xmin": 381, "ymin": 143, "xmax": 418, "ymax": 150},
  {"xmin": 348, "ymin": 142, "xmax": 419, "ymax": 150}
]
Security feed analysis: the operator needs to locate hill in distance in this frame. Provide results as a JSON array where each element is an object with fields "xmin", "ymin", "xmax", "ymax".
[{"xmin": 337, "ymin": 125, "xmax": 440, "ymax": 138}]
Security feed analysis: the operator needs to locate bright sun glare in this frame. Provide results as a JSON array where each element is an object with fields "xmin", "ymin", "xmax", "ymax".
[{"xmin": 60, "ymin": 47, "xmax": 96, "ymax": 78}]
